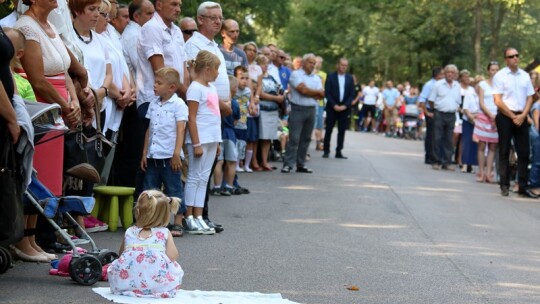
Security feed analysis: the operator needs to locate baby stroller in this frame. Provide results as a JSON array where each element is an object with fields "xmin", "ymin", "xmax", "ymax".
[
  {"xmin": 24, "ymin": 101, "xmax": 117, "ymax": 285},
  {"xmin": 26, "ymin": 174, "xmax": 117, "ymax": 285},
  {"xmin": 403, "ymin": 104, "xmax": 420, "ymax": 140}
]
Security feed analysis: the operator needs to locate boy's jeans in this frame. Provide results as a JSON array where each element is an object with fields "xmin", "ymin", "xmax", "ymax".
[{"xmin": 143, "ymin": 158, "xmax": 186, "ymax": 214}]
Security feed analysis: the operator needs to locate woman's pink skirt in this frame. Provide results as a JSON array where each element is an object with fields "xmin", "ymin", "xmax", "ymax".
[
  {"xmin": 473, "ymin": 112, "xmax": 498, "ymax": 143},
  {"xmin": 34, "ymin": 75, "xmax": 68, "ymax": 195}
]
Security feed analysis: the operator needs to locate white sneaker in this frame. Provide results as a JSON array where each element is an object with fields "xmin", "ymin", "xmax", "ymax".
[
  {"xmin": 196, "ymin": 216, "xmax": 215, "ymax": 235},
  {"xmin": 244, "ymin": 166, "xmax": 253, "ymax": 173},
  {"xmin": 184, "ymin": 216, "xmax": 204, "ymax": 235},
  {"xmin": 236, "ymin": 167, "xmax": 245, "ymax": 172}
]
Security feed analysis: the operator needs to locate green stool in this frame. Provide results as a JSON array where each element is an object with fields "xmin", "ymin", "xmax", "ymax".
[{"xmin": 92, "ymin": 186, "xmax": 135, "ymax": 232}]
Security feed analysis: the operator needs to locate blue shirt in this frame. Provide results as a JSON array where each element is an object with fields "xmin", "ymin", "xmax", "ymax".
[
  {"xmin": 382, "ymin": 88, "xmax": 400, "ymax": 107},
  {"xmin": 418, "ymin": 78, "xmax": 436, "ymax": 109},
  {"xmin": 279, "ymin": 65, "xmax": 291, "ymax": 90},
  {"xmin": 222, "ymin": 97, "xmax": 240, "ymax": 141}
]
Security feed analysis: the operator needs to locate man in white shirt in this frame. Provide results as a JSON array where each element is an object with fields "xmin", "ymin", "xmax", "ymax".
[
  {"xmin": 361, "ymin": 80, "xmax": 379, "ymax": 132},
  {"xmin": 179, "ymin": 17, "xmax": 197, "ymax": 42},
  {"xmin": 122, "ymin": 0, "xmax": 154, "ymax": 81},
  {"xmin": 493, "ymin": 47, "xmax": 537, "ymax": 198},
  {"xmin": 428, "ymin": 64, "xmax": 461, "ymax": 171}
]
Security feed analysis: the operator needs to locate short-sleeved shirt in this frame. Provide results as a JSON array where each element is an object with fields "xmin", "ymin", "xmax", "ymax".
[
  {"xmin": 418, "ymin": 78, "xmax": 437, "ymax": 109},
  {"xmin": 428, "ymin": 79, "xmax": 461, "ymax": 113},
  {"xmin": 14, "ymin": 73, "xmax": 36, "ymax": 101},
  {"xmin": 145, "ymin": 93, "xmax": 188, "ymax": 159},
  {"xmin": 289, "ymin": 69, "xmax": 322, "ymax": 107},
  {"xmin": 279, "ymin": 65, "xmax": 291, "ymax": 90},
  {"xmin": 15, "ymin": 15, "xmax": 71, "ymax": 76},
  {"xmin": 218, "ymin": 45, "xmax": 248, "ymax": 75},
  {"xmin": 136, "ymin": 13, "xmax": 186, "ymax": 107},
  {"xmin": 222, "ymin": 98, "xmax": 240, "ymax": 141},
  {"xmin": 478, "ymin": 80, "xmax": 497, "ymax": 115},
  {"xmin": 234, "ymin": 87, "xmax": 250, "ymax": 129},
  {"xmin": 267, "ymin": 63, "xmax": 281, "ymax": 88},
  {"xmin": 185, "ymin": 81, "xmax": 222, "ymax": 144},
  {"xmin": 492, "ymin": 66, "xmax": 535, "ymax": 112},
  {"xmin": 248, "ymin": 63, "xmax": 262, "ymax": 82},
  {"xmin": 362, "ymin": 86, "xmax": 379, "ymax": 105},
  {"xmin": 185, "ymin": 32, "xmax": 229, "ymax": 102},
  {"xmin": 382, "ymin": 88, "xmax": 400, "ymax": 107},
  {"xmin": 462, "ymin": 88, "xmax": 479, "ymax": 122}
]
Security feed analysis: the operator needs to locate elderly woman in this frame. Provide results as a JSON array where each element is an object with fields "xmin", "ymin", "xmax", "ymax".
[{"xmin": 256, "ymin": 54, "xmax": 285, "ymax": 171}]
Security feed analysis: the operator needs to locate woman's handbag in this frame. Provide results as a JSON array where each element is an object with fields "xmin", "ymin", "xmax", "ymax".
[
  {"xmin": 63, "ymin": 89, "xmax": 112, "ymax": 183},
  {"xmin": 0, "ymin": 132, "xmax": 24, "ymax": 246}
]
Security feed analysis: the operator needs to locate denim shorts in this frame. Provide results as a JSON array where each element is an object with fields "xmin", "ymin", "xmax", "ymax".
[{"xmin": 217, "ymin": 139, "xmax": 238, "ymax": 161}]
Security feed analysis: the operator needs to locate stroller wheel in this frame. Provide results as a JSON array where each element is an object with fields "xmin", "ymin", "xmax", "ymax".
[
  {"xmin": 69, "ymin": 255, "xmax": 102, "ymax": 286},
  {"xmin": 97, "ymin": 250, "xmax": 118, "ymax": 265},
  {"xmin": 0, "ymin": 247, "xmax": 12, "ymax": 274}
]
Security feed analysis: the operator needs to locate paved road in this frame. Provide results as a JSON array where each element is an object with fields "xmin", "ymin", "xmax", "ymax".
[{"xmin": 2, "ymin": 131, "xmax": 540, "ymax": 304}]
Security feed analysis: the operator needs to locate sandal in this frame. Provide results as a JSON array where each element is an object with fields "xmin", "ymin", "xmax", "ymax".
[
  {"xmin": 168, "ymin": 224, "xmax": 183, "ymax": 237},
  {"xmin": 485, "ymin": 173, "xmax": 496, "ymax": 184},
  {"xmin": 476, "ymin": 174, "xmax": 484, "ymax": 183}
]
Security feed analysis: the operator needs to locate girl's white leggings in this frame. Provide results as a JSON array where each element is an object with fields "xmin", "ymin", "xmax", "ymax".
[{"xmin": 185, "ymin": 142, "xmax": 218, "ymax": 208}]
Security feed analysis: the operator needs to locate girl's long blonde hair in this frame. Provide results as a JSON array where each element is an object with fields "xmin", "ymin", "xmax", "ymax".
[{"xmin": 135, "ymin": 190, "xmax": 180, "ymax": 229}]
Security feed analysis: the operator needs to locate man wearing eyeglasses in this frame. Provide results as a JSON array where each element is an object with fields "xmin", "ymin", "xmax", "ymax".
[
  {"xmin": 493, "ymin": 48, "xmax": 537, "ymax": 198},
  {"xmin": 179, "ymin": 17, "xmax": 197, "ymax": 42}
]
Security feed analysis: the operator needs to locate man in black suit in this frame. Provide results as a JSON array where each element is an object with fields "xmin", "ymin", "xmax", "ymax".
[{"xmin": 323, "ymin": 58, "xmax": 356, "ymax": 159}]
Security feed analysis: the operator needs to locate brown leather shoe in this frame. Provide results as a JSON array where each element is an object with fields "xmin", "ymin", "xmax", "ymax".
[{"xmin": 66, "ymin": 163, "xmax": 100, "ymax": 183}]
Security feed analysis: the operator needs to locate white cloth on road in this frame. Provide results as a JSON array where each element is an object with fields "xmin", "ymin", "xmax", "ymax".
[{"xmin": 93, "ymin": 287, "xmax": 301, "ymax": 304}]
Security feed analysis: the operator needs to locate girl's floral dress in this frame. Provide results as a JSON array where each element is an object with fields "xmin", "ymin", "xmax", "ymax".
[{"xmin": 107, "ymin": 227, "xmax": 184, "ymax": 298}]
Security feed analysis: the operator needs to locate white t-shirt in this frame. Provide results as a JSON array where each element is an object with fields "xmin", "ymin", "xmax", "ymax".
[
  {"xmin": 185, "ymin": 81, "xmax": 222, "ymax": 144},
  {"xmin": 478, "ymin": 80, "xmax": 497, "ymax": 115},
  {"xmin": 185, "ymin": 31, "xmax": 230, "ymax": 102},
  {"xmin": 462, "ymin": 88, "xmax": 479, "ymax": 122},
  {"xmin": 145, "ymin": 93, "xmax": 188, "ymax": 159},
  {"xmin": 362, "ymin": 86, "xmax": 379, "ymax": 105}
]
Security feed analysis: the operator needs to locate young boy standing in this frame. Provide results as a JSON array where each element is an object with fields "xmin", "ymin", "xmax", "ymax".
[
  {"xmin": 141, "ymin": 67, "xmax": 187, "ymax": 237},
  {"xmin": 233, "ymin": 66, "xmax": 250, "ymax": 172}
]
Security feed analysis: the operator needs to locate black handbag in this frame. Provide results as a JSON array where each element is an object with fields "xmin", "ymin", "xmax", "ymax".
[
  {"xmin": 63, "ymin": 89, "xmax": 112, "ymax": 182},
  {"xmin": 0, "ymin": 132, "xmax": 24, "ymax": 246}
]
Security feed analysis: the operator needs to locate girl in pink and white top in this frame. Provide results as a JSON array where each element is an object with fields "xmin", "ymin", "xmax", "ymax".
[
  {"xmin": 184, "ymin": 50, "xmax": 222, "ymax": 235},
  {"xmin": 474, "ymin": 61, "xmax": 500, "ymax": 183},
  {"xmin": 108, "ymin": 190, "xmax": 183, "ymax": 298}
]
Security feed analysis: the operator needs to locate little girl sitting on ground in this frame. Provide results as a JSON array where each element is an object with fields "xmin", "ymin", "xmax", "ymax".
[{"xmin": 107, "ymin": 190, "xmax": 184, "ymax": 298}]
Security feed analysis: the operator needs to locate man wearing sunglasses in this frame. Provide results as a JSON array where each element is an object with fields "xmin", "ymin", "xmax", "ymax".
[
  {"xmin": 493, "ymin": 48, "xmax": 537, "ymax": 198},
  {"xmin": 179, "ymin": 17, "xmax": 197, "ymax": 42}
]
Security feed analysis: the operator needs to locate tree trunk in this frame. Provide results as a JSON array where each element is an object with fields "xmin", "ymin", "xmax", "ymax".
[
  {"xmin": 488, "ymin": 0, "xmax": 506, "ymax": 60},
  {"xmin": 474, "ymin": 0, "xmax": 483, "ymax": 74}
]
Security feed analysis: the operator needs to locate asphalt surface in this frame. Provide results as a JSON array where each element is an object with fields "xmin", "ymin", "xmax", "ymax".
[{"xmin": 2, "ymin": 131, "xmax": 540, "ymax": 304}]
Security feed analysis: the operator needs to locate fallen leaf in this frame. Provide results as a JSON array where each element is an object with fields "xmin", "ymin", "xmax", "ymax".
[{"xmin": 346, "ymin": 285, "xmax": 360, "ymax": 291}]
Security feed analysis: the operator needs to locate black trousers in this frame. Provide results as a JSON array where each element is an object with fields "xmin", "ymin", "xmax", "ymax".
[
  {"xmin": 432, "ymin": 110, "xmax": 456, "ymax": 165},
  {"xmin": 424, "ymin": 111, "xmax": 435, "ymax": 163},
  {"xmin": 324, "ymin": 108, "xmax": 350, "ymax": 154},
  {"xmin": 496, "ymin": 113, "xmax": 529, "ymax": 191}
]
